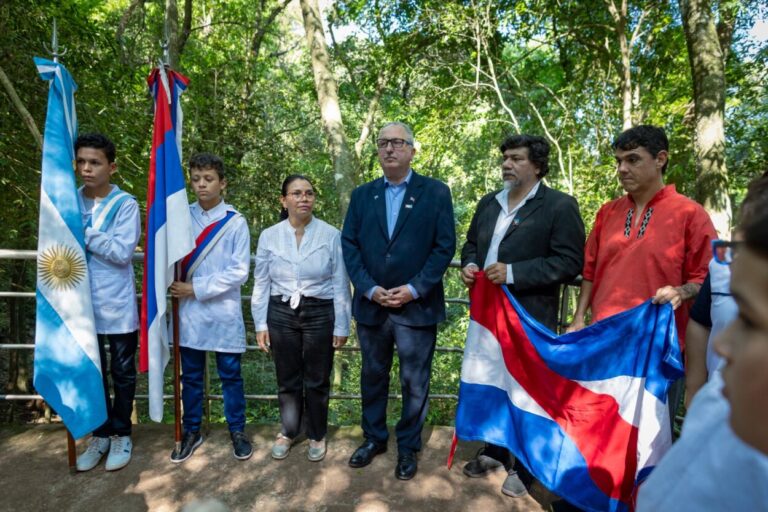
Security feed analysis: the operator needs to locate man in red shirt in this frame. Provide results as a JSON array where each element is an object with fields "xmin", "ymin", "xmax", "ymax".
[{"xmin": 568, "ymin": 125, "xmax": 716, "ymax": 419}]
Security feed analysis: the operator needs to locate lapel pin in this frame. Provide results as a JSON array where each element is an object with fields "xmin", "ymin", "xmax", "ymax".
[{"xmin": 374, "ymin": 195, "xmax": 379, "ymax": 200}]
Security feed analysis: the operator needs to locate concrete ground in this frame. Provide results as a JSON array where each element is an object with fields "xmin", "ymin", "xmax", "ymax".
[{"xmin": 0, "ymin": 424, "xmax": 557, "ymax": 512}]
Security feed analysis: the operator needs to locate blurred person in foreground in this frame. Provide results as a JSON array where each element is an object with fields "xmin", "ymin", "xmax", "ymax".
[{"xmin": 637, "ymin": 174, "xmax": 768, "ymax": 511}]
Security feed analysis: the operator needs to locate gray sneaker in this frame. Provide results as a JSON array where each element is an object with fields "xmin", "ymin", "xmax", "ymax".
[
  {"xmin": 105, "ymin": 436, "xmax": 132, "ymax": 471},
  {"xmin": 77, "ymin": 436, "xmax": 110, "ymax": 472},
  {"xmin": 501, "ymin": 470, "xmax": 528, "ymax": 497},
  {"xmin": 307, "ymin": 438, "xmax": 326, "ymax": 462},
  {"xmin": 463, "ymin": 448, "xmax": 504, "ymax": 478},
  {"xmin": 271, "ymin": 433, "xmax": 292, "ymax": 460}
]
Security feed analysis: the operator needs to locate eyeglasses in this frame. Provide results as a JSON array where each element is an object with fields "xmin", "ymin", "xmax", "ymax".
[
  {"xmin": 287, "ymin": 190, "xmax": 315, "ymax": 199},
  {"xmin": 376, "ymin": 138, "xmax": 413, "ymax": 150},
  {"xmin": 712, "ymin": 239, "xmax": 742, "ymax": 265}
]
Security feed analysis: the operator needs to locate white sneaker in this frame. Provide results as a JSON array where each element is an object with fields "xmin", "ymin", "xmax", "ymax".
[
  {"xmin": 77, "ymin": 436, "xmax": 110, "ymax": 472},
  {"xmin": 105, "ymin": 436, "xmax": 132, "ymax": 471}
]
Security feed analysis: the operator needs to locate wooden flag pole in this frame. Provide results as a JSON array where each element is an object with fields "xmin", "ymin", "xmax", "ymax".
[
  {"xmin": 67, "ymin": 430, "xmax": 76, "ymax": 474},
  {"xmin": 172, "ymin": 295, "xmax": 182, "ymax": 452}
]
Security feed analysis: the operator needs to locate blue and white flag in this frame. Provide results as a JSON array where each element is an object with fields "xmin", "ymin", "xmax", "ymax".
[{"xmin": 33, "ymin": 57, "xmax": 106, "ymax": 440}]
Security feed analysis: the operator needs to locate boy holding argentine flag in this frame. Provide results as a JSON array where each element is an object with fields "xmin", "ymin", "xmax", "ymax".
[{"xmin": 74, "ymin": 133, "xmax": 141, "ymax": 472}]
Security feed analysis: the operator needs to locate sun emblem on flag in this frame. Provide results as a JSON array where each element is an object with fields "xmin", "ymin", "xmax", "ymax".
[{"xmin": 38, "ymin": 244, "xmax": 86, "ymax": 290}]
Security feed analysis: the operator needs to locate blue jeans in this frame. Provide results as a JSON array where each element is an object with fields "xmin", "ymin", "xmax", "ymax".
[{"xmin": 180, "ymin": 347, "xmax": 246, "ymax": 433}]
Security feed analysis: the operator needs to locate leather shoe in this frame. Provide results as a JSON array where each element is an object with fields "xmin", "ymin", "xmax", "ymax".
[
  {"xmin": 348, "ymin": 440, "xmax": 387, "ymax": 468},
  {"xmin": 395, "ymin": 452, "xmax": 417, "ymax": 480}
]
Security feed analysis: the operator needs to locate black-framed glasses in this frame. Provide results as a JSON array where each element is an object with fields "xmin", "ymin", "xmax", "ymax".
[
  {"xmin": 712, "ymin": 239, "xmax": 742, "ymax": 265},
  {"xmin": 376, "ymin": 138, "xmax": 413, "ymax": 150}
]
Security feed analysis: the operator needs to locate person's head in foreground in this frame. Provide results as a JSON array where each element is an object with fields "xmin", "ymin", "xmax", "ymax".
[{"xmin": 714, "ymin": 174, "xmax": 768, "ymax": 455}]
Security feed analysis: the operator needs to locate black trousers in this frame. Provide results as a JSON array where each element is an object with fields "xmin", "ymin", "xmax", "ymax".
[
  {"xmin": 93, "ymin": 331, "xmax": 138, "ymax": 437},
  {"xmin": 268, "ymin": 296, "xmax": 335, "ymax": 441}
]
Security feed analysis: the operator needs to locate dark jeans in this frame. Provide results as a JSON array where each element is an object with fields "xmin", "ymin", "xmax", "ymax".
[
  {"xmin": 357, "ymin": 318, "xmax": 437, "ymax": 454},
  {"xmin": 268, "ymin": 296, "xmax": 335, "ymax": 441},
  {"xmin": 180, "ymin": 347, "xmax": 246, "ymax": 433},
  {"xmin": 93, "ymin": 331, "xmax": 138, "ymax": 438}
]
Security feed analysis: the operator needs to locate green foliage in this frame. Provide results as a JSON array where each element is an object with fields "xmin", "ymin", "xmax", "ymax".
[{"xmin": 1, "ymin": 0, "xmax": 766, "ymax": 426}]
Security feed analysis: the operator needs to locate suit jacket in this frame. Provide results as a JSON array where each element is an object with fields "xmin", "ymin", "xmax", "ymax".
[
  {"xmin": 461, "ymin": 183, "xmax": 585, "ymax": 330},
  {"xmin": 342, "ymin": 171, "xmax": 456, "ymax": 327}
]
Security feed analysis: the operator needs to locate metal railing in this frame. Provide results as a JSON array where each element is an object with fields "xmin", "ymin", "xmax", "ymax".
[{"xmin": 0, "ymin": 249, "xmax": 577, "ymax": 407}]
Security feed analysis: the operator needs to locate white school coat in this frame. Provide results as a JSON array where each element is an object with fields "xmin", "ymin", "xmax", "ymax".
[
  {"xmin": 78, "ymin": 185, "xmax": 141, "ymax": 334},
  {"xmin": 178, "ymin": 201, "xmax": 251, "ymax": 353}
]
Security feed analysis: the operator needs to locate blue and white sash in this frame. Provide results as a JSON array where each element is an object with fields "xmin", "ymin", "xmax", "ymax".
[{"xmin": 86, "ymin": 187, "xmax": 133, "ymax": 233}]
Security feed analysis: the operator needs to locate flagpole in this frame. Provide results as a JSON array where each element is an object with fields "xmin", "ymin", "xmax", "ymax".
[
  {"xmin": 47, "ymin": 17, "xmax": 78, "ymax": 473},
  {"xmin": 172, "ymin": 293, "xmax": 182, "ymax": 451},
  {"xmin": 67, "ymin": 431, "xmax": 77, "ymax": 473}
]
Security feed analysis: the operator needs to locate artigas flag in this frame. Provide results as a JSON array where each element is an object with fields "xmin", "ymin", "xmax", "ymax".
[
  {"xmin": 33, "ymin": 57, "xmax": 107, "ymax": 439},
  {"xmin": 456, "ymin": 273, "xmax": 684, "ymax": 512},
  {"xmin": 140, "ymin": 67, "xmax": 194, "ymax": 422}
]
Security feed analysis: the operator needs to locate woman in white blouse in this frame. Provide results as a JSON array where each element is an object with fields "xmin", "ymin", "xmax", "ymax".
[{"xmin": 251, "ymin": 175, "xmax": 351, "ymax": 462}]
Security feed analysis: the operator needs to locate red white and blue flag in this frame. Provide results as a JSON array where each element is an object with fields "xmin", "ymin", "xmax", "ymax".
[
  {"xmin": 140, "ymin": 67, "xmax": 194, "ymax": 422},
  {"xmin": 455, "ymin": 273, "xmax": 684, "ymax": 512}
]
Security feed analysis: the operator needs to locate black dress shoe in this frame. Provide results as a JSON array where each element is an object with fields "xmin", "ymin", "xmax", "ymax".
[
  {"xmin": 395, "ymin": 452, "xmax": 417, "ymax": 480},
  {"xmin": 348, "ymin": 440, "xmax": 387, "ymax": 468}
]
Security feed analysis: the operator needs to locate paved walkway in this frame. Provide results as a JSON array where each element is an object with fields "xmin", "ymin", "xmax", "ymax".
[{"xmin": 0, "ymin": 424, "xmax": 556, "ymax": 512}]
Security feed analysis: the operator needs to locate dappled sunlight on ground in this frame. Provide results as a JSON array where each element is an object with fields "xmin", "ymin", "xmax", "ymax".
[{"xmin": 0, "ymin": 424, "xmax": 549, "ymax": 512}]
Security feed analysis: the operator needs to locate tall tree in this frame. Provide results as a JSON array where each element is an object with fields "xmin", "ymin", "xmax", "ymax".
[
  {"xmin": 299, "ymin": 0, "xmax": 359, "ymax": 219},
  {"xmin": 679, "ymin": 0, "xmax": 733, "ymax": 236}
]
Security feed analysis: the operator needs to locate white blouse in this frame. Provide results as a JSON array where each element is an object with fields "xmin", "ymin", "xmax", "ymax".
[{"xmin": 251, "ymin": 217, "xmax": 351, "ymax": 337}]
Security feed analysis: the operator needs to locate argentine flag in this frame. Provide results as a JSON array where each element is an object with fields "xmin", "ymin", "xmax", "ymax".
[{"xmin": 33, "ymin": 57, "xmax": 107, "ymax": 439}]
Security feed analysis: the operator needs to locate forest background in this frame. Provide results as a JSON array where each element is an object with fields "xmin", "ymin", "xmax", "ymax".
[{"xmin": 0, "ymin": 0, "xmax": 766, "ymax": 427}]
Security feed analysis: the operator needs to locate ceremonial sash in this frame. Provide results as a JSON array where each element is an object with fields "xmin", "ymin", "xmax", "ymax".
[
  {"xmin": 86, "ymin": 187, "xmax": 133, "ymax": 233},
  {"xmin": 179, "ymin": 210, "xmax": 239, "ymax": 282}
]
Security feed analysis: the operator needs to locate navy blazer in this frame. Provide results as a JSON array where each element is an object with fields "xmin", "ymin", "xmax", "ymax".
[
  {"xmin": 342, "ymin": 171, "xmax": 456, "ymax": 327},
  {"xmin": 461, "ymin": 183, "xmax": 585, "ymax": 330}
]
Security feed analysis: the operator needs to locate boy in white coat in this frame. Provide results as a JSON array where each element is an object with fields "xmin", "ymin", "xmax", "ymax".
[
  {"xmin": 169, "ymin": 153, "xmax": 253, "ymax": 463},
  {"xmin": 74, "ymin": 133, "xmax": 141, "ymax": 472}
]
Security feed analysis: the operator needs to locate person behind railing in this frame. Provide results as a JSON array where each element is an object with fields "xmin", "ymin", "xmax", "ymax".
[
  {"xmin": 636, "ymin": 173, "xmax": 768, "ymax": 510},
  {"xmin": 684, "ymin": 172, "xmax": 768, "ymax": 406},
  {"xmin": 567, "ymin": 125, "xmax": 717, "ymax": 426},
  {"xmin": 73, "ymin": 133, "xmax": 141, "ymax": 472},
  {"xmin": 459, "ymin": 134, "xmax": 585, "ymax": 503},
  {"xmin": 250, "ymin": 174, "xmax": 351, "ymax": 462},
  {"xmin": 168, "ymin": 153, "xmax": 252, "ymax": 463},
  {"xmin": 341, "ymin": 122, "xmax": 456, "ymax": 480}
]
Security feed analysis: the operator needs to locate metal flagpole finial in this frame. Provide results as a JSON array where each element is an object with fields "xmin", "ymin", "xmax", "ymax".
[
  {"xmin": 43, "ymin": 18, "xmax": 68, "ymax": 63},
  {"xmin": 160, "ymin": 17, "xmax": 170, "ymax": 68}
]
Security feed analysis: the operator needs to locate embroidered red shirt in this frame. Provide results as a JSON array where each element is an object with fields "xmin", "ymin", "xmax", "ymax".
[{"xmin": 583, "ymin": 185, "xmax": 717, "ymax": 349}]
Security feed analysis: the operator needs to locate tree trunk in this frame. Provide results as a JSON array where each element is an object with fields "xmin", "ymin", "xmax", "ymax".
[
  {"xmin": 165, "ymin": 0, "xmax": 180, "ymax": 68},
  {"xmin": 0, "ymin": 65, "xmax": 42, "ymax": 149},
  {"xmin": 299, "ymin": 0, "xmax": 359, "ymax": 221},
  {"xmin": 605, "ymin": 0, "xmax": 633, "ymax": 129},
  {"xmin": 680, "ymin": 0, "xmax": 731, "ymax": 236}
]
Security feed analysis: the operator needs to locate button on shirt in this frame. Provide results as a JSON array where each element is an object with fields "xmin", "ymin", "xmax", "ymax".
[
  {"xmin": 251, "ymin": 217, "xmax": 351, "ymax": 337},
  {"xmin": 473, "ymin": 181, "xmax": 540, "ymax": 283},
  {"xmin": 179, "ymin": 201, "xmax": 251, "ymax": 353},
  {"xmin": 366, "ymin": 170, "xmax": 419, "ymax": 300}
]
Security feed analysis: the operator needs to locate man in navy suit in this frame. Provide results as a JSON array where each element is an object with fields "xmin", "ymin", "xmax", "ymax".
[{"xmin": 342, "ymin": 122, "xmax": 456, "ymax": 480}]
